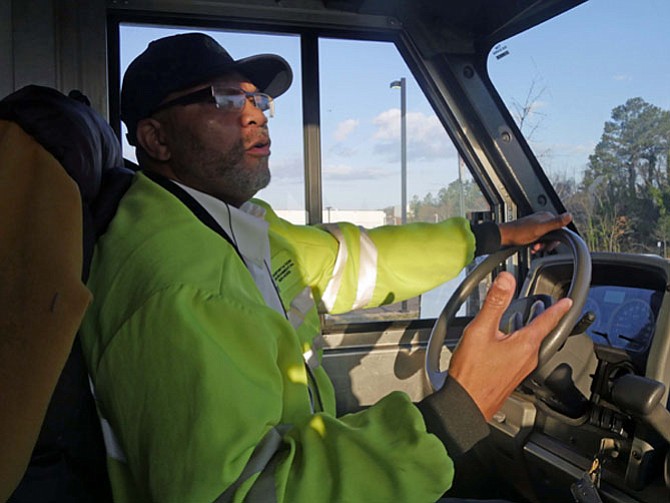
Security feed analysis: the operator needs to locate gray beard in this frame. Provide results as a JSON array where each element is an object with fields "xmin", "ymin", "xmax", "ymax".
[{"xmin": 171, "ymin": 132, "xmax": 271, "ymax": 202}]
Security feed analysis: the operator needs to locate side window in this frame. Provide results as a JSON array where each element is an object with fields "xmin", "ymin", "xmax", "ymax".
[
  {"xmin": 318, "ymin": 38, "xmax": 489, "ymax": 324},
  {"xmin": 119, "ymin": 25, "xmax": 306, "ymax": 220}
]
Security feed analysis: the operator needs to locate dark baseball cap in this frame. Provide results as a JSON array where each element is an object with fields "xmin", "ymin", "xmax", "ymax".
[{"xmin": 121, "ymin": 32, "xmax": 293, "ymax": 146}]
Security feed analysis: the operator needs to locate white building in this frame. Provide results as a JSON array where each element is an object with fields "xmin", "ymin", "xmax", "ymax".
[{"xmin": 276, "ymin": 209, "xmax": 386, "ymax": 227}]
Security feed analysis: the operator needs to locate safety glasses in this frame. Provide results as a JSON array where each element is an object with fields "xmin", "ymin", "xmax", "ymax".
[{"xmin": 152, "ymin": 85, "xmax": 275, "ymax": 117}]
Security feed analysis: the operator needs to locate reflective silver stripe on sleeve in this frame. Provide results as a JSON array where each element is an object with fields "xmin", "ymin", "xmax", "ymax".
[
  {"xmin": 319, "ymin": 224, "xmax": 348, "ymax": 312},
  {"xmin": 351, "ymin": 227, "xmax": 378, "ymax": 310},
  {"xmin": 88, "ymin": 376, "xmax": 127, "ymax": 463},
  {"xmin": 213, "ymin": 425, "xmax": 290, "ymax": 503}
]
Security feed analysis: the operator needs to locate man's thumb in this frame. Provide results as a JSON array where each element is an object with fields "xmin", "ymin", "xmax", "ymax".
[{"xmin": 472, "ymin": 272, "xmax": 516, "ymax": 331}]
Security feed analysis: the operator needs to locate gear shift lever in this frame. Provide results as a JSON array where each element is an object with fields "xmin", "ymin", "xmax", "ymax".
[{"xmin": 611, "ymin": 374, "xmax": 670, "ymax": 443}]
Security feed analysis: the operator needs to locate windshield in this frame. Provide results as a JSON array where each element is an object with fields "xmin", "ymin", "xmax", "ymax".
[{"xmin": 489, "ymin": 0, "xmax": 670, "ymax": 255}]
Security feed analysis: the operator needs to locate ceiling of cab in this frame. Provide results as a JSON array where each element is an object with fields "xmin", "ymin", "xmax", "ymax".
[
  {"xmin": 336, "ymin": 0, "xmax": 587, "ymax": 53},
  {"xmin": 212, "ymin": 0, "xmax": 587, "ymax": 54},
  {"xmin": 112, "ymin": 0, "xmax": 587, "ymax": 57}
]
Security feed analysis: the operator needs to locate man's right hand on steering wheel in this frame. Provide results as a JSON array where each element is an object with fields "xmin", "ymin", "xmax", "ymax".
[
  {"xmin": 447, "ymin": 272, "xmax": 573, "ymax": 421},
  {"xmin": 417, "ymin": 212, "xmax": 584, "ymax": 457},
  {"xmin": 416, "ymin": 271, "xmax": 574, "ymax": 458}
]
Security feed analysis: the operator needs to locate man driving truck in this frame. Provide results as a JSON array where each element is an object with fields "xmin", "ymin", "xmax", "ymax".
[{"xmin": 80, "ymin": 32, "xmax": 573, "ymax": 502}]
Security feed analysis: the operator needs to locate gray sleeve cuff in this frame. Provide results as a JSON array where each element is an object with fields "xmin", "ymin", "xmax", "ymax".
[
  {"xmin": 471, "ymin": 221, "xmax": 501, "ymax": 256},
  {"xmin": 416, "ymin": 377, "xmax": 490, "ymax": 457}
]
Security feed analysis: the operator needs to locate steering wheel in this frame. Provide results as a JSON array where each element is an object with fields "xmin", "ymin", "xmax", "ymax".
[{"xmin": 425, "ymin": 228, "xmax": 591, "ymax": 391}]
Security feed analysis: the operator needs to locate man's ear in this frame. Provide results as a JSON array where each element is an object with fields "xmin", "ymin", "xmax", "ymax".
[{"xmin": 136, "ymin": 118, "xmax": 171, "ymax": 162}]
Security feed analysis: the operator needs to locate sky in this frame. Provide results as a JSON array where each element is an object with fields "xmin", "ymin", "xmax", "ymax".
[{"xmin": 119, "ymin": 0, "xmax": 670, "ymax": 212}]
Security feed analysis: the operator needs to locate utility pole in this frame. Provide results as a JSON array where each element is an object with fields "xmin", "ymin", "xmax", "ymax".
[
  {"xmin": 390, "ymin": 78, "xmax": 408, "ymax": 312},
  {"xmin": 390, "ymin": 78, "xmax": 407, "ymax": 224}
]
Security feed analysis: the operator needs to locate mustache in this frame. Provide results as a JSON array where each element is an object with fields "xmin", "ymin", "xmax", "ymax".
[{"xmin": 246, "ymin": 128, "xmax": 270, "ymax": 148}]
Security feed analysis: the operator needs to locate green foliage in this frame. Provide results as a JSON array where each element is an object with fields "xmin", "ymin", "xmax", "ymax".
[
  {"xmin": 571, "ymin": 98, "xmax": 670, "ymax": 253},
  {"xmin": 405, "ymin": 98, "xmax": 670, "ymax": 255},
  {"xmin": 409, "ymin": 178, "xmax": 488, "ymax": 223}
]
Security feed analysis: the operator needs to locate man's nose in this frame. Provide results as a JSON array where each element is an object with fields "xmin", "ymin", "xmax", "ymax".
[{"xmin": 240, "ymin": 98, "xmax": 268, "ymax": 127}]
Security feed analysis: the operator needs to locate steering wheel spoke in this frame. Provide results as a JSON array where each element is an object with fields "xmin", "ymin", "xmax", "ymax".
[{"xmin": 500, "ymin": 294, "xmax": 555, "ymax": 334}]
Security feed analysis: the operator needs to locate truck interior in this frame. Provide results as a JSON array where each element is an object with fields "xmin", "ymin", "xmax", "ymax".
[{"xmin": 2, "ymin": 0, "xmax": 670, "ymax": 502}]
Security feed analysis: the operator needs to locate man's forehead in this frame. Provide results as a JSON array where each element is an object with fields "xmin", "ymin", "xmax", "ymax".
[{"xmin": 209, "ymin": 72, "xmax": 256, "ymax": 88}]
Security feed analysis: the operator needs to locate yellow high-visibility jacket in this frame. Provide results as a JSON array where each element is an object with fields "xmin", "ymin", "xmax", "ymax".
[{"xmin": 81, "ymin": 171, "xmax": 481, "ymax": 503}]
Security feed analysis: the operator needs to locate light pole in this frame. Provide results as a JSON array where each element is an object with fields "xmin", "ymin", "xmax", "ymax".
[
  {"xmin": 390, "ymin": 78, "xmax": 407, "ymax": 224},
  {"xmin": 390, "ymin": 78, "xmax": 408, "ymax": 312}
]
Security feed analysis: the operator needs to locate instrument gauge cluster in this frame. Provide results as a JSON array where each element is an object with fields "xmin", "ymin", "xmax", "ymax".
[
  {"xmin": 525, "ymin": 253, "xmax": 669, "ymax": 372},
  {"xmin": 582, "ymin": 285, "xmax": 660, "ymax": 356}
]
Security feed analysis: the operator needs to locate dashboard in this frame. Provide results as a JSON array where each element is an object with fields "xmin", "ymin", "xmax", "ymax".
[
  {"xmin": 521, "ymin": 253, "xmax": 669, "ymax": 376},
  {"xmin": 493, "ymin": 252, "xmax": 670, "ymax": 502}
]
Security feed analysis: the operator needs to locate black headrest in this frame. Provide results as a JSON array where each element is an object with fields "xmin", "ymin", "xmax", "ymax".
[{"xmin": 0, "ymin": 85, "xmax": 123, "ymax": 203}]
